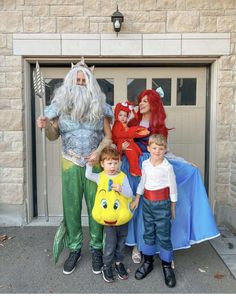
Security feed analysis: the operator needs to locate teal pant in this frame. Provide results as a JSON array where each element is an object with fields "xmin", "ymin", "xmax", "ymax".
[
  {"xmin": 61, "ymin": 158, "xmax": 103, "ymax": 251},
  {"xmin": 142, "ymin": 198, "xmax": 173, "ymax": 262}
]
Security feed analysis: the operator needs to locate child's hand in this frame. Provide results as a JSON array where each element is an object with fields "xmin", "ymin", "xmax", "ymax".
[
  {"xmin": 112, "ymin": 183, "xmax": 122, "ymax": 193},
  {"xmin": 127, "ymin": 109, "xmax": 135, "ymax": 122},
  {"xmin": 171, "ymin": 202, "xmax": 176, "ymax": 219},
  {"xmin": 130, "ymin": 198, "xmax": 140, "ymax": 210},
  {"xmin": 130, "ymin": 201, "xmax": 136, "ymax": 210},
  {"xmin": 86, "ymin": 150, "xmax": 99, "ymax": 166}
]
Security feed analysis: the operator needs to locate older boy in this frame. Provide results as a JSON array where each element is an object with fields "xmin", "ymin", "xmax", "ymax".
[{"xmin": 131, "ymin": 134, "xmax": 177, "ymax": 288}]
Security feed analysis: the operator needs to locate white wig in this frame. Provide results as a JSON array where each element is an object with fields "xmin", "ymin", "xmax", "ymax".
[{"xmin": 51, "ymin": 65, "xmax": 106, "ymax": 123}]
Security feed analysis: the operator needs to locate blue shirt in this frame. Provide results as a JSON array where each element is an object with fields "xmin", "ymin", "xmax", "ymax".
[{"xmin": 45, "ymin": 102, "xmax": 113, "ymax": 167}]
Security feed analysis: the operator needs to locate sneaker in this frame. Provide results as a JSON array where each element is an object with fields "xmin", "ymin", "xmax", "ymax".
[
  {"xmin": 63, "ymin": 250, "xmax": 81, "ymax": 275},
  {"xmin": 102, "ymin": 265, "xmax": 114, "ymax": 283},
  {"xmin": 115, "ymin": 262, "xmax": 129, "ymax": 280},
  {"xmin": 91, "ymin": 249, "xmax": 103, "ymax": 274}
]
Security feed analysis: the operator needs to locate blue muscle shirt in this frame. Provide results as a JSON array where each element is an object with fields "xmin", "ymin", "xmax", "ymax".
[{"xmin": 44, "ymin": 102, "xmax": 113, "ymax": 167}]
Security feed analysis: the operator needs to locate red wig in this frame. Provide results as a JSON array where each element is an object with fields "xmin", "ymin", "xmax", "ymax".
[{"xmin": 129, "ymin": 90, "xmax": 168, "ymax": 138}]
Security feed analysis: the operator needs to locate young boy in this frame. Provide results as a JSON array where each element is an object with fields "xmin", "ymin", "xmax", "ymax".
[
  {"xmin": 86, "ymin": 146, "xmax": 133, "ymax": 283},
  {"xmin": 131, "ymin": 134, "xmax": 177, "ymax": 288}
]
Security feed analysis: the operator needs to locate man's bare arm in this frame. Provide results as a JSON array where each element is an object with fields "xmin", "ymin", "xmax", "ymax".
[{"xmin": 36, "ymin": 116, "xmax": 60, "ymax": 141}]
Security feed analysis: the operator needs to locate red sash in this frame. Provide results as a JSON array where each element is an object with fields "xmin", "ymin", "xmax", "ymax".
[{"xmin": 144, "ymin": 187, "xmax": 170, "ymax": 201}]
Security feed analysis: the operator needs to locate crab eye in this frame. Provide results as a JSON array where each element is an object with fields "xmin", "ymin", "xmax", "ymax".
[
  {"xmin": 113, "ymin": 200, "xmax": 120, "ymax": 210},
  {"xmin": 101, "ymin": 199, "xmax": 108, "ymax": 209}
]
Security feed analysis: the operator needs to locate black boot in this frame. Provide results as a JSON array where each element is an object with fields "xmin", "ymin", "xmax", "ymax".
[
  {"xmin": 135, "ymin": 255, "xmax": 154, "ymax": 280},
  {"xmin": 162, "ymin": 261, "xmax": 176, "ymax": 288}
]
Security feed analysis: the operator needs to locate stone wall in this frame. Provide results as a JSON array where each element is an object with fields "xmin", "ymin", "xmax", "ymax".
[
  {"xmin": 0, "ymin": 0, "xmax": 236, "ymax": 228},
  {"xmin": 0, "ymin": 52, "xmax": 23, "ymax": 205}
]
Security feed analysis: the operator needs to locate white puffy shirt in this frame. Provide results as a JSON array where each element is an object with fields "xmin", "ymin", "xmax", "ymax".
[{"xmin": 136, "ymin": 158, "xmax": 177, "ymax": 202}]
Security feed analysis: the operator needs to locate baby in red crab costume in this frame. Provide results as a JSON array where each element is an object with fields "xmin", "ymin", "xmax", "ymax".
[{"xmin": 112, "ymin": 101, "xmax": 149, "ymax": 176}]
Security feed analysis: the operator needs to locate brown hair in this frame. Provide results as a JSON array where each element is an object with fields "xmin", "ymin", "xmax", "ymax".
[
  {"xmin": 99, "ymin": 146, "xmax": 120, "ymax": 163},
  {"xmin": 148, "ymin": 134, "xmax": 167, "ymax": 148}
]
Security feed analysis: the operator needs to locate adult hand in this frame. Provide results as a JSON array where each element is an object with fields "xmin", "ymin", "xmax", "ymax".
[
  {"xmin": 122, "ymin": 141, "xmax": 130, "ymax": 151},
  {"xmin": 86, "ymin": 150, "xmax": 99, "ymax": 166},
  {"xmin": 37, "ymin": 116, "xmax": 49, "ymax": 129}
]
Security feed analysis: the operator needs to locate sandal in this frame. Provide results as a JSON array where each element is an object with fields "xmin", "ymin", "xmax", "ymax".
[
  {"xmin": 171, "ymin": 260, "xmax": 175, "ymax": 269},
  {"xmin": 132, "ymin": 246, "xmax": 142, "ymax": 264}
]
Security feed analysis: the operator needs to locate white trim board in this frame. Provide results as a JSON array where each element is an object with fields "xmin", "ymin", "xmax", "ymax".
[{"xmin": 13, "ymin": 33, "xmax": 230, "ymax": 57}]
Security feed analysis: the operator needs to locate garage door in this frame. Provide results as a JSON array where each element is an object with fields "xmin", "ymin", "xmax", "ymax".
[{"xmin": 34, "ymin": 66, "xmax": 206, "ymax": 218}]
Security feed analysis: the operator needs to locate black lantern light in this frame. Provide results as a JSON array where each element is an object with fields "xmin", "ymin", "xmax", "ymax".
[{"xmin": 111, "ymin": 5, "xmax": 124, "ymax": 36}]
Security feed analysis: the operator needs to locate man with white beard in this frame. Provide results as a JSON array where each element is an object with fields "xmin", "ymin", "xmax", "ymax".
[{"xmin": 37, "ymin": 58, "xmax": 113, "ymax": 275}]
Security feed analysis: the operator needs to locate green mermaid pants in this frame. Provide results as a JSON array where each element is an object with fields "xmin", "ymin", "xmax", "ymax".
[{"xmin": 53, "ymin": 158, "xmax": 103, "ymax": 262}]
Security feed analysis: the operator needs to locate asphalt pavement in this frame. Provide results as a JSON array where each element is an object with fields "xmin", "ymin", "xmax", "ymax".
[{"xmin": 0, "ymin": 226, "xmax": 236, "ymax": 294}]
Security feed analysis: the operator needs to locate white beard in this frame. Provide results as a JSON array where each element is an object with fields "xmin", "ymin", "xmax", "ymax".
[
  {"xmin": 70, "ymin": 85, "xmax": 93, "ymax": 122},
  {"xmin": 52, "ymin": 85, "xmax": 104, "ymax": 123},
  {"xmin": 51, "ymin": 66, "xmax": 106, "ymax": 123}
]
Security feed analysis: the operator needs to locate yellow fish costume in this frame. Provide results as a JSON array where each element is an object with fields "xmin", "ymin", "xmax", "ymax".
[{"xmin": 92, "ymin": 171, "xmax": 133, "ymax": 226}]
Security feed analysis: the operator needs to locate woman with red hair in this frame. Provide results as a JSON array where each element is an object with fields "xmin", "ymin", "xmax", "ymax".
[
  {"xmin": 120, "ymin": 89, "xmax": 220, "ymax": 270},
  {"xmin": 127, "ymin": 89, "xmax": 169, "ymax": 152}
]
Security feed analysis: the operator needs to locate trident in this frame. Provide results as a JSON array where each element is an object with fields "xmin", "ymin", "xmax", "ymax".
[{"xmin": 33, "ymin": 61, "xmax": 49, "ymax": 222}]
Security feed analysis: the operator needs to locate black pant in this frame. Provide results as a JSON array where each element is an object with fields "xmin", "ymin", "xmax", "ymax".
[{"xmin": 103, "ymin": 224, "xmax": 128, "ymax": 267}]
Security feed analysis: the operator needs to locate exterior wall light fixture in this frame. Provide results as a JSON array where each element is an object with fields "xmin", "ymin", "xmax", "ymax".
[{"xmin": 111, "ymin": 5, "xmax": 124, "ymax": 36}]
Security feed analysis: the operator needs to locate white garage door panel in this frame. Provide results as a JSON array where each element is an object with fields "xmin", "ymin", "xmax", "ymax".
[{"xmin": 167, "ymin": 108, "xmax": 205, "ymax": 143}]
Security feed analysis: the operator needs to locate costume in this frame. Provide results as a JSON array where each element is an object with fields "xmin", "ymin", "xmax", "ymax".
[
  {"xmin": 85, "ymin": 165, "xmax": 133, "ymax": 268},
  {"xmin": 136, "ymin": 158, "xmax": 177, "ymax": 263},
  {"xmin": 44, "ymin": 60, "xmax": 113, "ymax": 264},
  {"xmin": 86, "ymin": 167, "xmax": 133, "ymax": 226},
  {"xmin": 122, "ymin": 149, "xmax": 220, "ymax": 255},
  {"xmin": 112, "ymin": 102, "xmax": 149, "ymax": 176},
  {"xmin": 121, "ymin": 89, "xmax": 220, "ymax": 254}
]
